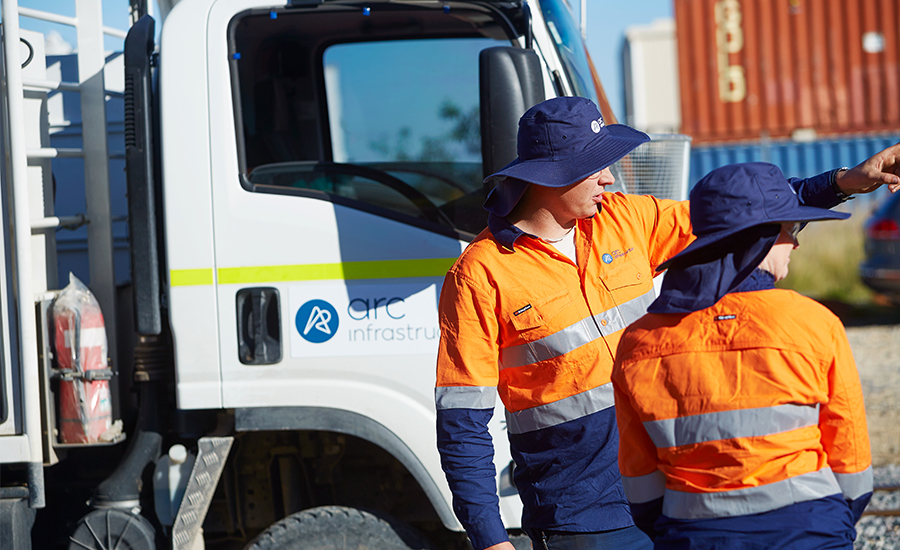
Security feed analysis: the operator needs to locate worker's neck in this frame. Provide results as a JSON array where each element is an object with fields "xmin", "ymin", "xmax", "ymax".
[{"xmin": 508, "ymin": 194, "xmax": 576, "ymax": 242}]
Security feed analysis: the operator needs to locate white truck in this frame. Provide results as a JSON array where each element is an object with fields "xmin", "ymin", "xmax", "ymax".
[{"xmin": 0, "ymin": 1, "xmax": 688, "ymax": 548}]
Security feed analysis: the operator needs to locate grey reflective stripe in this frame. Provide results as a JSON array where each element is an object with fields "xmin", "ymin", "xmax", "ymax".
[
  {"xmin": 434, "ymin": 386, "xmax": 497, "ymax": 410},
  {"xmin": 595, "ymin": 289, "xmax": 656, "ymax": 336},
  {"xmin": 835, "ymin": 466, "xmax": 874, "ymax": 500},
  {"xmin": 622, "ymin": 470, "xmax": 666, "ymax": 504},
  {"xmin": 662, "ymin": 467, "xmax": 841, "ymax": 519},
  {"xmin": 643, "ymin": 403, "xmax": 820, "ymax": 448},
  {"xmin": 500, "ymin": 289, "xmax": 655, "ymax": 370},
  {"xmin": 499, "ymin": 317, "xmax": 600, "ymax": 370},
  {"xmin": 505, "ymin": 383, "xmax": 615, "ymax": 434}
]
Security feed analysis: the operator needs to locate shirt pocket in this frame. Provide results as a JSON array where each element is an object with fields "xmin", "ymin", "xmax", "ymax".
[
  {"xmin": 599, "ymin": 253, "xmax": 649, "ymax": 292},
  {"xmin": 508, "ymin": 289, "xmax": 573, "ymax": 333}
]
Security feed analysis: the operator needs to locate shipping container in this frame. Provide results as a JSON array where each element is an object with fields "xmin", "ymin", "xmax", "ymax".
[
  {"xmin": 689, "ymin": 132, "xmax": 900, "ymax": 209},
  {"xmin": 675, "ymin": 0, "xmax": 900, "ymax": 143}
]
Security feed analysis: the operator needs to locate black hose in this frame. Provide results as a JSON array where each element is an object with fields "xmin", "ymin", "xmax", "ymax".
[{"xmin": 92, "ymin": 381, "xmax": 163, "ymax": 508}]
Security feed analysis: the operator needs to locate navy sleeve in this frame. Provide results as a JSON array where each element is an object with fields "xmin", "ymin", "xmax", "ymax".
[
  {"xmin": 789, "ymin": 170, "xmax": 843, "ymax": 209},
  {"xmin": 848, "ymin": 491, "xmax": 873, "ymax": 524},
  {"xmin": 629, "ymin": 496, "xmax": 663, "ymax": 541},
  {"xmin": 437, "ymin": 407, "xmax": 509, "ymax": 550}
]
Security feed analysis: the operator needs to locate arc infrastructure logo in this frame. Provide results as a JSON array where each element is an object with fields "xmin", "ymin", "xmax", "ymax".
[
  {"xmin": 289, "ymin": 282, "xmax": 440, "ymax": 358},
  {"xmin": 296, "ymin": 299, "xmax": 339, "ymax": 343}
]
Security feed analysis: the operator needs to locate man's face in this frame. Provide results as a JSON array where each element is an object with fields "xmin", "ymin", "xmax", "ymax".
[{"xmin": 556, "ymin": 167, "xmax": 616, "ymax": 220}]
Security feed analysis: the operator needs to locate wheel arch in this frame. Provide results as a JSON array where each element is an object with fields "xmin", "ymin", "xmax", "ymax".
[{"xmin": 234, "ymin": 406, "xmax": 457, "ymax": 530}]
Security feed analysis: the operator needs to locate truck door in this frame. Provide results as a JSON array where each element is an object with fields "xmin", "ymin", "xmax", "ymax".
[{"xmin": 200, "ymin": 0, "xmax": 532, "ymax": 530}]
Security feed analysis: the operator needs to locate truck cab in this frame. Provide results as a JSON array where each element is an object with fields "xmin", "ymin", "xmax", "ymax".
[{"xmin": 0, "ymin": 1, "xmax": 679, "ymax": 549}]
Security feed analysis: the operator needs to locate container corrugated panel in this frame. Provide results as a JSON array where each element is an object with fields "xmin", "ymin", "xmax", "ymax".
[
  {"xmin": 675, "ymin": 0, "xmax": 900, "ymax": 143},
  {"xmin": 690, "ymin": 133, "xmax": 900, "ymax": 209}
]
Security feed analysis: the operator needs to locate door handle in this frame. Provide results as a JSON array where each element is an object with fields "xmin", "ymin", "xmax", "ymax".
[{"xmin": 236, "ymin": 287, "xmax": 281, "ymax": 365}]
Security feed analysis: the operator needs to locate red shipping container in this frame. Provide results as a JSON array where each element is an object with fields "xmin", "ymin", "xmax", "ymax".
[{"xmin": 675, "ymin": 0, "xmax": 900, "ymax": 143}]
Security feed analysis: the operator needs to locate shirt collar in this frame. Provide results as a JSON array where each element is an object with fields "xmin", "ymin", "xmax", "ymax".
[
  {"xmin": 488, "ymin": 213, "xmax": 527, "ymax": 250},
  {"xmin": 488, "ymin": 211, "xmax": 596, "ymax": 250}
]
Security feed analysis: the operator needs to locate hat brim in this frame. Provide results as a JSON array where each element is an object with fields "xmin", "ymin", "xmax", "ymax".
[
  {"xmin": 657, "ymin": 206, "xmax": 851, "ymax": 272},
  {"xmin": 484, "ymin": 124, "xmax": 650, "ymax": 188}
]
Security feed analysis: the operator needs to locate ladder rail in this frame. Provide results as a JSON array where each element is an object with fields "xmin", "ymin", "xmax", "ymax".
[
  {"xmin": 18, "ymin": 5, "xmax": 128, "ymax": 40},
  {"xmin": 74, "ymin": 0, "xmax": 120, "ymax": 379},
  {"xmin": 1, "ymin": 0, "xmax": 47, "ymax": 508}
]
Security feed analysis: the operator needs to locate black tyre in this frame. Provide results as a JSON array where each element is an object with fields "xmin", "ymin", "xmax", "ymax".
[{"xmin": 244, "ymin": 506, "xmax": 434, "ymax": 550}]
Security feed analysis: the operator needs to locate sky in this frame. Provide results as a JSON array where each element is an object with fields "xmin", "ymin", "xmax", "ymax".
[{"xmin": 11, "ymin": 0, "xmax": 673, "ymax": 122}]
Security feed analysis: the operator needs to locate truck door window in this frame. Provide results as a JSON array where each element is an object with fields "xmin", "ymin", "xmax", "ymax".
[
  {"xmin": 319, "ymin": 37, "xmax": 502, "ymax": 235},
  {"xmin": 230, "ymin": 5, "xmax": 517, "ymax": 239}
]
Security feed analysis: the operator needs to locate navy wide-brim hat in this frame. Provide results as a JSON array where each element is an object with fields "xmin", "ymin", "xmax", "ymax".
[
  {"xmin": 657, "ymin": 162, "xmax": 850, "ymax": 272},
  {"xmin": 484, "ymin": 97, "xmax": 649, "ymax": 217}
]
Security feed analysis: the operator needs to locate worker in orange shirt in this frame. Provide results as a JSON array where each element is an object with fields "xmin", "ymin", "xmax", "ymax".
[
  {"xmin": 612, "ymin": 162, "xmax": 872, "ymax": 549},
  {"xmin": 434, "ymin": 96, "xmax": 900, "ymax": 550}
]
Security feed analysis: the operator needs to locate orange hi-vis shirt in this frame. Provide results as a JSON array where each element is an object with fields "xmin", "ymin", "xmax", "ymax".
[
  {"xmin": 435, "ymin": 192, "xmax": 692, "ymax": 546},
  {"xmin": 612, "ymin": 288, "xmax": 872, "ymax": 522}
]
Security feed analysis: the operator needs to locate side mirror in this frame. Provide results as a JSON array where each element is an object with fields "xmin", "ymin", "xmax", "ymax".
[{"xmin": 479, "ymin": 47, "xmax": 545, "ymax": 188}]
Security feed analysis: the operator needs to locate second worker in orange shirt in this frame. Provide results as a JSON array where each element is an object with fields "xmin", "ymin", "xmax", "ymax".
[{"xmin": 612, "ymin": 163, "xmax": 873, "ymax": 549}]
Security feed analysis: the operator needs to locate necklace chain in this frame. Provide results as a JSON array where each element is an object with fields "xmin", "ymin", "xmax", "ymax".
[{"xmin": 541, "ymin": 225, "xmax": 576, "ymax": 243}]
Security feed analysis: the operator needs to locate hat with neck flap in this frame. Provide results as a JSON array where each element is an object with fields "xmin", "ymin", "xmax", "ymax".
[
  {"xmin": 483, "ymin": 96, "xmax": 649, "ymax": 217},
  {"xmin": 649, "ymin": 162, "xmax": 851, "ymax": 314}
]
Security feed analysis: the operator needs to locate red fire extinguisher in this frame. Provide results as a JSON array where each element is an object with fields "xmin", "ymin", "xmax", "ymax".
[{"xmin": 52, "ymin": 274, "xmax": 113, "ymax": 444}]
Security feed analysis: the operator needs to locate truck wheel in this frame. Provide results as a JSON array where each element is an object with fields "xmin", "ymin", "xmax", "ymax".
[{"xmin": 244, "ymin": 506, "xmax": 434, "ymax": 550}]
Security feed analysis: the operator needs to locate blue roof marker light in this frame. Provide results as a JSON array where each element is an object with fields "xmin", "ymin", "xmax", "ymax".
[
  {"xmin": 363, "ymin": 6, "xmax": 371, "ymax": 16},
  {"xmin": 232, "ymin": 53, "xmax": 241, "ymax": 60},
  {"xmin": 269, "ymin": 11, "xmax": 278, "ymax": 19}
]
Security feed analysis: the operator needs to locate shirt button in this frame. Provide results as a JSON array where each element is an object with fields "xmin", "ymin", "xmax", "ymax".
[
  {"xmin": 636, "ymin": 273, "xmax": 642, "ymax": 279},
  {"xmin": 601, "ymin": 319, "xmax": 608, "ymax": 326}
]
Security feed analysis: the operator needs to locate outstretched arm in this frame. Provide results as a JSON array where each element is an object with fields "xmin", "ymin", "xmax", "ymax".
[{"xmin": 835, "ymin": 142, "xmax": 900, "ymax": 195}]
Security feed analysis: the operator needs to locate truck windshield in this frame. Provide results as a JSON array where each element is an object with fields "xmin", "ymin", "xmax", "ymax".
[{"xmin": 539, "ymin": 0, "xmax": 598, "ymax": 105}]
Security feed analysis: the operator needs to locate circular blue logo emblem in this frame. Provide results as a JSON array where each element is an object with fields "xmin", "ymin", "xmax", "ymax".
[
  {"xmin": 602, "ymin": 253, "xmax": 614, "ymax": 264},
  {"xmin": 295, "ymin": 299, "xmax": 339, "ymax": 343}
]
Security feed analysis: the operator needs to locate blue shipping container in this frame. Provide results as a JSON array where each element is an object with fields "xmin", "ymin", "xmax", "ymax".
[{"xmin": 690, "ymin": 134, "xmax": 900, "ymax": 209}]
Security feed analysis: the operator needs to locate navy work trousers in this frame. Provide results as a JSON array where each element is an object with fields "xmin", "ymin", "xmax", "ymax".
[{"xmin": 525, "ymin": 525, "xmax": 653, "ymax": 550}]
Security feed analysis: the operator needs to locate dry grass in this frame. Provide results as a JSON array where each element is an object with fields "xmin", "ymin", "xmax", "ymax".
[{"xmin": 777, "ymin": 207, "xmax": 875, "ymax": 304}]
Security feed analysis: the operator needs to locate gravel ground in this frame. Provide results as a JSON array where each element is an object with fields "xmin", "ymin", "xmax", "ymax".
[{"xmin": 846, "ymin": 325, "xmax": 900, "ymax": 549}]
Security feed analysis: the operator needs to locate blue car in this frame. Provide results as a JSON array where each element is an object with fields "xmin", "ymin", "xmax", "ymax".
[{"xmin": 860, "ymin": 191, "xmax": 900, "ymax": 305}]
